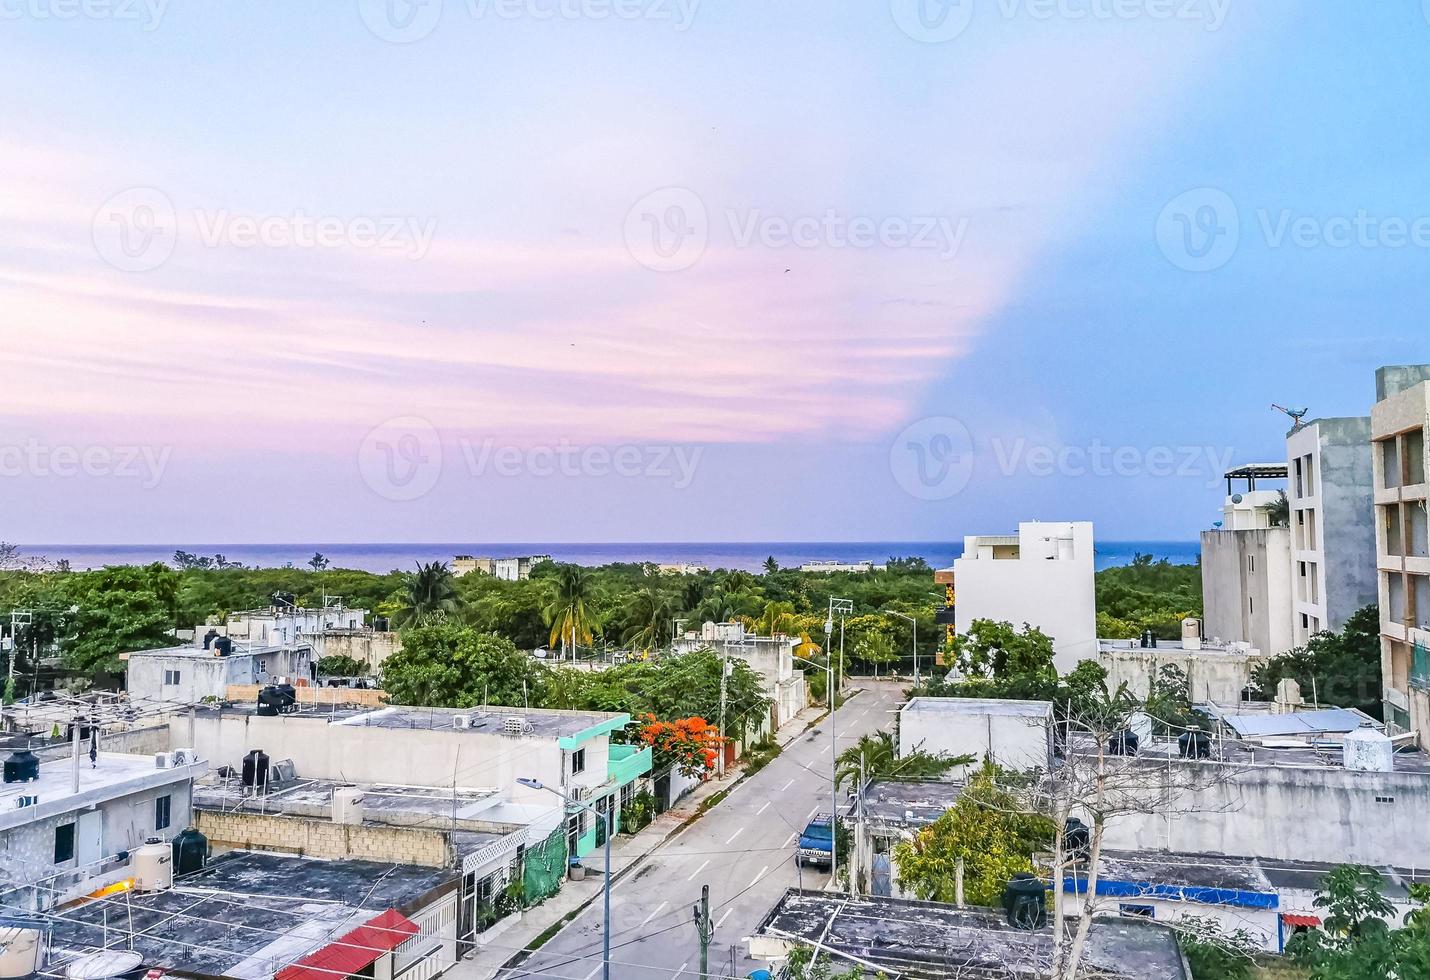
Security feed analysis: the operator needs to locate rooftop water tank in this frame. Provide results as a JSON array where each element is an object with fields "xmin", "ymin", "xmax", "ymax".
[
  {"xmin": 1179, "ymin": 728, "xmax": 1212, "ymax": 759},
  {"xmin": 131, "ymin": 840, "xmax": 173, "ymax": 892},
  {"xmin": 2, "ymin": 750, "xmax": 39, "ymax": 784},
  {"xmin": 1063, "ymin": 818, "xmax": 1090, "ymax": 863},
  {"xmin": 1343, "ymin": 727, "xmax": 1395, "ymax": 773},
  {"xmin": 1181, "ymin": 617, "xmax": 1202, "ymax": 652},
  {"xmin": 332, "ymin": 787, "xmax": 364, "ymax": 826},
  {"xmin": 241, "ymin": 749, "xmax": 270, "ymax": 789},
  {"xmin": 0, "ymin": 919, "xmax": 44, "ymax": 980},
  {"xmin": 1002, "ymin": 873, "xmax": 1047, "ymax": 930},
  {"xmin": 171, "ymin": 827, "xmax": 208, "ymax": 877},
  {"xmin": 1107, "ymin": 729, "xmax": 1139, "ymax": 756}
]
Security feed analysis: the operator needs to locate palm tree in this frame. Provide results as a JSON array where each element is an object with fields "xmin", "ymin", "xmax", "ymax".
[
  {"xmin": 762, "ymin": 556, "xmax": 779, "ymax": 576},
  {"xmin": 834, "ymin": 731, "xmax": 975, "ymax": 788},
  {"xmin": 543, "ymin": 564, "xmax": 599, "ymax": 657},
  {"xmin": 622, "ymin": 587, "xmax": 675, "ymax": 651},
  {"xmin": 396, "ymin": 561, "xmax": 460, "ymax": 627},
  {"xmin": 756, "ymin": 600, "xmax": 797, "ymax": 637}
]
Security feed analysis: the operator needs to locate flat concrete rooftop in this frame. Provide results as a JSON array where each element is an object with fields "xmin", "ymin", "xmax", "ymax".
[
  {"xmin": 1067, "ymin": 732, "xmax": 1430, "ymax": 775},
  {"xmin": 903, "ymin": 696, "xmax": 1052, "ymax": 717},
  {"xmin": 756, "ymin": 889, "xmax": 1188, "ymax": 979},
  {"xmin": 204, "ymin": 703, "xmax": 630, "ymax": 742},
  {"xmin": 0, "ymin": 752, "xmax": 202, "ymax": 833},
  {"xmin": 127, "ymin": 642, "xmax": 304, "ymax": 660},
  {"xmin": 45, "ymin": 850, "xmax": 455, "ymax": 979},
  {"xmin": 859, "ymin": 779, "xmax": 963, "ymax": 829}
]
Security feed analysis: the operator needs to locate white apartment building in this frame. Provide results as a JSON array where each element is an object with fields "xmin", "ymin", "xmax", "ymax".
[
  {"xmin": 952, "ymin": 521, "xmax": 1096, "ymax": 673},
  {"xmin": 672, "ymin": 622, "xmax": 809, "ymax": 728},
  {"xmin": 798, "ymin": 560, "xmax": 886, "ymax": 574},
  {"xmin": 1372, "ymin": 365, "xmax": 1430, "ymax": 740},
  {"xmin": 221, "ymin": 602, "xmax": 368, "ymax": 646},
  {"xmin": 1201, "ymin": 465, "xmax": 1295, "ymax": 659},
  {"xmin": 125, "ymin": 641, "xmax": 314, "ymax": 704},
  {"xmin": 453, "ymin": 555, "xmax": 551, "ymax": 580},
  {"xmin": 0, "ymin": 750, "xmax": 203, "ymax": 911},
  {"xmin": 1286, "ymin": 417, "xmax": 1378, "ymax": 645}
]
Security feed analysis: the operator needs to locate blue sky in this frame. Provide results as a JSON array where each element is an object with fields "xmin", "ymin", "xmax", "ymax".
[{"xmin": 1, "ymin": 1, "xmax": 1427, "ymax": 544}]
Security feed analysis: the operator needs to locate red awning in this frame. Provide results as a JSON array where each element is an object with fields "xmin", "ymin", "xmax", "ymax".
[
  {"xmin": 277, "ymin": 909, "xmax": 418, "ymax": 980},
  {"xmin": 1281, "ymin": 913, "xmax": 1321, "ymax": 928}
]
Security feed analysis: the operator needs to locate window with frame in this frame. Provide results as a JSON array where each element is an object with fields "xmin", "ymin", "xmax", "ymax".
[
  {"xmin": 54, "ymin": 822, "xmax": 76, "ymax": 863},
  {"xmin": 155, "ymin": 794, "xmax": 172, "ymax": 831},
  {"xmin": 163, "ymin": 669, "xmax": 181, "ymax": 686},
  {"xmin": 570, "ymin": 748, "xmax": 586, "ymax": 775}
]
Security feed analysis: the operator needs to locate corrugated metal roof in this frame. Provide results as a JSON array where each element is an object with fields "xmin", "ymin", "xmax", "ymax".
[{"xmin": 1223, "ymin": 708, "xmax": 1366, "ymax": 738}]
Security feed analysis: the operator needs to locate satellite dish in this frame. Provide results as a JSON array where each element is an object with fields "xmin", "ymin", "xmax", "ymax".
[
  {"xmin": 1231, "ymin": 493, "xmax": 1244, "ymax": 504},
  {"xmin": 67, "ymin": 950, "xmax": 144, "ymax": 979},
  {"xmin": 533, "ymin": 648, "xmax": 548, "ymax": 659}
]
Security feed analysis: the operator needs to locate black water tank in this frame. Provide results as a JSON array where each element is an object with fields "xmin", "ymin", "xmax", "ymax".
[
  {"xmin": 255, "ymin": 688, "xmax": 280, "ymax": 716},
  {"xmin": 275, "ymin": 684, "xmax": 297, "ymax": 710},
  {"xmin": 3, "ymin": 749, "xmax": 40, "ymax": 784},
  {"xmin": 202, "ymin": 629, "xmax": 219, "ymax": 650},
  {"xmin": 171, "ymin": 827, "xmax": 208, "ymax": 876},
  {"xmin": 214, "ymin": 636, "xmax": 233, "ymax": 656},
  {"xmin": 373, "ymin": 616, "xmax": 390, "ymax": 632},
  {"xmin": 241, "ymin": 749, "xmax": 270, "ymax": 788},
  {"xmin": 1064, "ymin": 818, "xmax": 1090, "ymax": 863},
  {"xmin": 1107, "ymin": 729, "xmax": 1139, "ymax": 756},
  {"xmin": 1179, "ymin": 729, "xmax": 1212, "ymax": 759},
  {"xmin": 1002, "ymin": 873, "xmax": 1048, "ymax": 930}
]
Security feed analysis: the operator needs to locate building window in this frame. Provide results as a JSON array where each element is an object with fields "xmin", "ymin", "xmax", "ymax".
[
  {"xmin": 570, "ymin": 749, "xmax": 586, "ymax": 776},
  {"xmin": 1301, "ymin": 613, "xmax": 1310, "ymax": 629},
  {"xmin": 1299, "ymin": 561, "xmax": 1307, "ymax": 577},
  {"xmin": 155, "ymin": 795, "xmax": 172, "ymax": 831},
  {"xmin": 1376, "ymin": 795, "xmax": 1396, "ymax": 804},
  {"xmin": 1119, "ymin": 904, "xmax": 1155, "ymax": 919},
  {"xmin": 163, "ymin": 669, "xmax": 181, "ymax": 686},
  {"xmin": 54, "ymin": 822, "xmax": 76, "ymax": 863},
  {"xmin": 1248, "ymin": 555, "xmax": 1256, "ymax": 573},
  {"xmin": 1248, "ymin": 596, "xmax": 1255, "ymax": 616}
]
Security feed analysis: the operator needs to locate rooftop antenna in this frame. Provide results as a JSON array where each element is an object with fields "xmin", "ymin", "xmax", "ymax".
[{"xmin": 1271, "ymin": 403, "xmax": 1310, "ymax": 430}]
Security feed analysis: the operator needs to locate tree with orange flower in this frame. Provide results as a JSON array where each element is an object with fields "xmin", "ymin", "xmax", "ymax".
[{"xmin": 637, "ymin": 714, "xmax": 725, "ymax": 779}]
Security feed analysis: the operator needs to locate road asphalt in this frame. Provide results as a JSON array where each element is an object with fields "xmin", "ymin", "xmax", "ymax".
[{"xmin": 495, "ymin": 678, "xmax": 907, "ymax": 980}]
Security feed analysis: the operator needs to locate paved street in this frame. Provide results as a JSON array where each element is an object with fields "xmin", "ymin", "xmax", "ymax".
[{"xmin": 496, "ymin": 679, "xmax": 907, "ymax": 980}]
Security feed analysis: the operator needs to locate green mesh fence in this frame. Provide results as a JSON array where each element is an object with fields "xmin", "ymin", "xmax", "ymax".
[
  {"xmin": 523, "ymin": 825, "xmax": 568, "ymax": 905},
  {"xmin": 1413, "ymin": 641, "xmax": 1430, "ymax": 691}
]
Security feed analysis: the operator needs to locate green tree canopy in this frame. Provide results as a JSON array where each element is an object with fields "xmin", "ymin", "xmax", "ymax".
[{"xmin": 379, "ymin": 624, "xmax": 543, "ymax": 707}]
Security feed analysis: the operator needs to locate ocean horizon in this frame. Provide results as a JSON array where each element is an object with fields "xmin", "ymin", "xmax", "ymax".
[{"xmin": 17, "ymin": 540, "xmax": 1201, "ymax": 575}]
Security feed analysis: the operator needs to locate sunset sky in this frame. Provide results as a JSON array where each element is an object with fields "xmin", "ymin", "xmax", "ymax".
[{"xmin": 3, "ymin": 1, "xmax": 1429, "ymax": 544}]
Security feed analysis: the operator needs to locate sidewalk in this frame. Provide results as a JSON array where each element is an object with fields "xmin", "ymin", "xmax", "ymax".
[{"xmin": 451, "ymin": 698, "xmax": 837, "ymax": 980}]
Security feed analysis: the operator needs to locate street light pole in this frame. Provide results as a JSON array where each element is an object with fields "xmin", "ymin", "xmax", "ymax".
[
  {"xmin": 519, "ymin": 778, "xmax": 611, "ymax": 980},
  {"xmin": 886, "ymin": 610, "xmax": 919, "ymax": 685}
]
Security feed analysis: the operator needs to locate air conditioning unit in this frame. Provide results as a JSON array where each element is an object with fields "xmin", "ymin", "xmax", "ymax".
[
  {"xmin": 154, "ymin": 752, "xmax": 176, "ymax": 769},
  {"xmin": 454, "ymin": 715, "xmax": 473, "ymax": 730},
  {"xmin": 172, "ymin": 748, "xmax": 196, "ymax": 766},
  {"xmin": 271, "ymin": 759, "xmax": 297, "ymax": 783},
  {"xmin": 501, "ymin": 716, "xmax": 531, "ymax": 736}
]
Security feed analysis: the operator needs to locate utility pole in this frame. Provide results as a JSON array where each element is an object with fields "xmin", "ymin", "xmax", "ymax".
[
  {"xmin": 692, "ymin": 884, "xmax": 713, "ymax": 980},
  {"xmin": 826, "ymin": 597, "xmax": 852, "ymax": 892},
  {"xmin": 716, "ymin": 646, "xmax": 729, "ymax": 777}
]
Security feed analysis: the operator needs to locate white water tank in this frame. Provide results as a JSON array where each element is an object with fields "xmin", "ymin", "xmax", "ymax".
[
  {"xmin": 333, "ymin": 787, "xmax": 364, "ymax": 825},
  {"xmin": 0, "ymin": 925, "xmax": 44, "ymax": 979},
  {"xmin": 131, "ymin": 840, "xmax": 173, "ymax": 892},
  {"xmin": 1181, "ymin": 618, "xmax": 1202, "ymax": 652},
  {"xmin": 1344, "ymin": 727, "xmax": 1395, "ymax": 773}
]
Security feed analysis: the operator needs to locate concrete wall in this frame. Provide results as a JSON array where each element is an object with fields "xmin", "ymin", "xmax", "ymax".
[
  {"xmin": 898, "ymin": 699, "xmax": 1051, "ymax": 776},
  {"xmin": 29, "ymin": 725, "xmax": 173, "ymax": 762},
  {"xmin": 312, "ymin": 630, "xmax": 402, "ymax": 672},
  {"xmin": 1313, "ymin": 419, "xmax": 1379, "ymax": 630},
  {"xmin": 196, "ymin": 809, "xmax": 452, "ymax": 866},
  {"xmin": 1200, "ymin": 527, "xmax": 1294, "ymax": 657},
  {"xmin": 955, "ymin": 522, "xmax": 1097, "ymax": 673},
  {"xmin": 1099, "ymin": 762, "xmax": 1430, "ymax": 867},
  {"xmin": 1097, "ymin": 648, "xmax": 1266, "ymax": 705},
  {"xmin": 225, "ymin": 684, "xmax": 388, "ymax": 707}
]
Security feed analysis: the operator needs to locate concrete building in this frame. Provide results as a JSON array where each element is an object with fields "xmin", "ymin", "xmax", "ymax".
[
  {"xmin": 751, "ymin": 889, "xmax": 1191, "ymax": 979},
  {"xmin": 898, "ymin": 696, "xmax": 1052, "ymax": 777},
  {"xmin": 653, "ymin": 562, "xmax": 707, "ymax": 575},
  {"xmin": 798, "ymin": 560, "xmax": 886, "ymax": 574},
  {"xmin": 1372, "ymin": 365, "xmax": 1430, "ymax": 741},
  {"xmin": 1201, "ymin": 464, "xmax": 1295, "ymax": 658},
  {"xmin": 169, "ymin": 703, "xmax": 651, "ymax": 861},
  {"xmin": 672, "ymin": 622, "xmax": 809, "ymax": 729},
  {"xmin": 1096, "ymin": 637, "xmax": 1265, "ymax": 705},
  {"xmin": 1054, "ymin": 850, "xmax": 1429, "ymax": 954},
  {"xmin": 952, "ymin": 521, "xmax": 1096, "ymax": 673},
  {"xmin": 125, "ymin": 641, "xmax": 314, "ymax": 705},
  {"xmin": 221, "ymin": 602, "xmax": 369, "ymax": 646},
  {"xmin": 0, "ymin": 749, "xmax": 204, "ymax": 912},
  {"xmin": 848, "ymin": 778, "xmax": 963, "ymax": 899},
  {"xmin": 1286, "ymin": 417, "xmax": 1378, "ymax": 645},
  {"xmin": 42, "ymin": 850, "xmax": 464, "ymax": 980},
  {"xmin": 453, "ymin": 555, "xmax": 551, "ymax": 580}
]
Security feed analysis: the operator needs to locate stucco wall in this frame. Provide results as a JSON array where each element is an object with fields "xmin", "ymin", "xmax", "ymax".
[
  {"xmin": 312, "ymin": 630, "xmax": 402, "ymax": 672},
  {"xmin": 1097, "ymin": 649, "xmax": 1266, "ymax": 704},
  {"xmin": 898, "ymin": 700, "xmax": 1051, "ymax": 776},
  {"xmin": 1200, "ymin": 528, "xmax": 1293, "ymax": 657},
  {"xmin": 1314, "ymin": 419, "xmax": 1379, "ymax": 630},
  {"xmin": 1099, "ymin": 762, "xmax": 1430, "ymax": 867}
]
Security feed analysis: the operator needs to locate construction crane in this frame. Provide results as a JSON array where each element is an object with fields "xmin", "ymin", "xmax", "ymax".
[{"xmin": 1271, "ymin": 403, "xmax": 1310, "ymax": 430}]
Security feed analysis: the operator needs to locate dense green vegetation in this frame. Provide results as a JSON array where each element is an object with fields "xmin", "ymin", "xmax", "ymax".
[
  {"xmin": 1250, "ymin": 604, "xmax": 1382, "ymax": 718},
  {"xmin": 1095, "ymin": 552, "xmax": 1203, "ymax": 639}
]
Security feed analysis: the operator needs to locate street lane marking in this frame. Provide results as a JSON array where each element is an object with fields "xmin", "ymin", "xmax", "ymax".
[
  {"xmin": 779, "ymin": 778, "xmax": 794, "ymax": 792},
  {"xmin": 582, "ymin": 965, "xmax": 601, "ymax": 980},
  {"xmin": 805, "ymin": 806, "xmax": 819, "ymax": 821},
  {"xmin": 756, "ymin": 801, "xmax": 771, "ymax": 816},
  {"xmin": 749, "ymin": 865, "xmax": 769, "ymax": 889},
  {"xmin": 687, "ymin": 859, "xmax": 710, "ymax": 881},
  {"xmin": 716, "ymin": 908, "xmax": 733, "ymax": 929},
  {"xmin": 671, "ymin": 961, "xmax": 689, "ymax": 979},
  {"xmin": 639, "ymin": 901, "xmax": 669, "ymax": 928},
  {"xmin": 725, "ymin": 827, "xmax": 743, "ymax": 844},
  {"xmin": 786, "ymin": 833, "xmax": 797, "ymax": 846}
]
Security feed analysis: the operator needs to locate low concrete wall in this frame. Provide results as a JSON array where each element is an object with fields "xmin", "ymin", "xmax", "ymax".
[
  {"xmin": 30, "ymin": 724, "xmax": 172, "ymax": 762},
  {"xmin": 196, "ymin": 808, "xmax": 452, "ymax": 867},
  {"xmin": 1097, "ymin": 648, "xmax": 1267, "ymax": 704},
  {"xmin": 312, "ymin": 630, "xmax": 402, "ymax": 672},
  {"xmin": 225, "ymin": 684, "xmax": 388, "ymax": 707}
]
